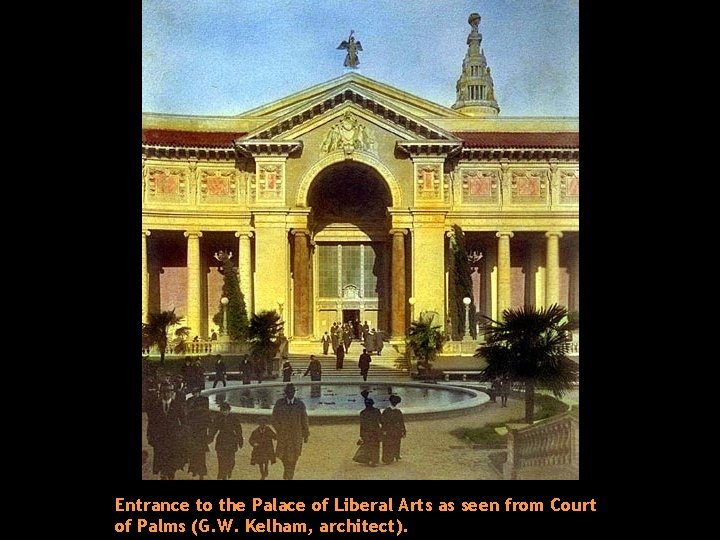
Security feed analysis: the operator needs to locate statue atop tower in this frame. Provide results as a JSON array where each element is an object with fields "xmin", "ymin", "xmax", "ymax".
[{"xmin": 452, "ymin": 13, "xmax": 500, "ymax": 116}]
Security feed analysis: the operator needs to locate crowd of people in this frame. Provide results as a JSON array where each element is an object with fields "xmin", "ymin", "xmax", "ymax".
[
  {"xmin": 143, "ymin": 377, "xmax": 406, "ymax": 480},
  {"xmin": 322, "ymin": 321, "xmax": 387, "ymax": 358}
]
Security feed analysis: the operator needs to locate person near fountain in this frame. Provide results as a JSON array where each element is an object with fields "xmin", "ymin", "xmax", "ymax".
[
  {"xmin": 304, "ymin": 355, "xmax": 322, "ymax": 381},
  {"xmin": 374, "ymin": 328, "xmax": 385, "ymax": 356},
  {"xmin": 353, "ymin": 398, "xmax": 382, "ymax": 466},
  {"xmin": 335, "ymin": 343, "xmax": 345, "ymax": 369},
  {"xmin": 330, "ymin": 323, "xmax": 340, "ymax": 353},
  {"xmin": 213, "ymin": 356, "xmax": 227, "ymax": 388},
  {"xmin": 271, "ymin": 383, "xmax": 309, "ymax": 480},
  {"xmin": 191, "ymin": 357, "xmax": 205, "ymax": 391},
  {"xmin": 209, "ymin": 402, "xmax": 244, "ymax": 480},
  {"xmin": 381, "ymin": 394, "xmax": 406, "ymax": 464},
  {"xmin": 239, "ymin": 355, "xmax": 252, "ymax": 385},
  {"xmin": 321, "ymin": 332, "xmax": 331, "ymax": 355},
  {"xmin": 249, "ymin": 419, "xmax": 277, "ymax": 480},
  {"xmin": 358, "ymin": 348, "xmax": 372, "ymax": 381},
  {"xmin": 282, "ymin": 360, "xmax": 293, "ymax": 382},
  {"xmin": 186, "ymin": 386, "xmax": 211, "ymax": 480},
  {"xmin": 146, "ymin": 382, "xmax": 186, "ymax": 480},
  {"xmin": 500, "ymin": 376, "xmax": 511, "ymax": 407}
]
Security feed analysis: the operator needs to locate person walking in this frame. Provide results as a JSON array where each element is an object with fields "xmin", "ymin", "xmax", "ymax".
[
  {"xmin": 354, "ymin": 398, "xmax": 382, "ymax": 466},
  {"xmin": 249, "ymin": 419, "xmax": 277, "ymax": 480},
  {"xmin": 330, "ymin": 323, "xmax": 339, "ymax": 354},
  {"xmin": 239, "ymin": 355, "xmax": 252, "ymax": 385},
  {"xmin": 209, "ymin": 402, "xmax": 244, "ymax": 480},
  {"xmin": 374, "ymin": 329, "xmax": 385, "ymax": 356},
  {"xmin": 304, "ymin": 355, "xmax": 322, "ymax": 381},
  {"xmin": 381, "ymin": 395, "xmax": 406, "ymax": 464},
  {"xmin": 271, "ymin": 383, "xmax": 309, "ymax": 480},
  {"xmin": 213, "ymin": 356, "xmax": 227, "ymax": 388},
  {"xmin": 335, "ymin": 343, "xmax": 345, "ymax": 370},
  {"xmin": 358, "ymin": 348, "xmax": 372, "ymax": 381},
  {"xmin": 500, "ymin": 377, "xmax": 511, "ymax": 407},
  {"xmin": 282, "ymin": 360, "xmax": 293, "ymax": 382},
  {"xmin": 146, "ymin": 382, "xmax": 186, "ymax": 480},
  {"xmin": 342, "ymin": 324, "xmax": 353, "ymax": 353},
  {"xmin": 185, "ymin": 387, "xmax": 211, "ymax": 479},
  {"xmin": 321, "ymin": 332, "xmax": 331, "ymax": 355}
]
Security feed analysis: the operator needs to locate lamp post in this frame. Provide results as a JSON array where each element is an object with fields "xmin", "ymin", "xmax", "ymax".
[
  {"xmin": 462, "ymin": 296, "xmax": 472, "ymax": 341},
  {"xmin": 220, "ymin": 296, "xmax": 229, "ymax": 339},
  {"xmin": 408, "ymin": 297, "xmax": 416, "ymax": 324},
  {"xmin": 277, "ymin": 297, "xmax": 284, "ymax": 320}
]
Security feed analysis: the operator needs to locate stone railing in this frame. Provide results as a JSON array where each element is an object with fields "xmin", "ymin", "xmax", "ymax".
[
  {"xmin": 142, "ymin": 340, "xmax": 249, "ymax": 357},
  {"xmin": 503, "ymin": 412, "xmax": 579, "ymax": 480}
]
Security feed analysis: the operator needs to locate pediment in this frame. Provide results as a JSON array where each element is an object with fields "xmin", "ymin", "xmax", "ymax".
[{"xmin": 236, "ymin": 80, "xmax": 462, "ymax": 145}]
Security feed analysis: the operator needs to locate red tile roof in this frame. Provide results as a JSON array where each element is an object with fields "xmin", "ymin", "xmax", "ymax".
[
  {"xmin": 142, "ymin": 130, "xmax": 246, "ymax": 147},
  {"xmin": 453, "ymin": 132, "xmax": 578, "ymax": 148}
]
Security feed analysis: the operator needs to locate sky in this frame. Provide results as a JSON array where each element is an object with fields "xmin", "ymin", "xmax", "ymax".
[{"xmin": 142, "ymin": 0, "xmax": 578, "ymax": 118}]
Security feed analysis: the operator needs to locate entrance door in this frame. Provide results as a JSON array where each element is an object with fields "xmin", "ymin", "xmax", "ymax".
[{"xmin": 343, "ymin": 309, "xmax": 361, "ymax": 338}]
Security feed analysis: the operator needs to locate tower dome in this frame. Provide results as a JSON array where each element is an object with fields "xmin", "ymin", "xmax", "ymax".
[{"xmin": 452, "ymin": 13, "xmax": 500, "ymax": 117}]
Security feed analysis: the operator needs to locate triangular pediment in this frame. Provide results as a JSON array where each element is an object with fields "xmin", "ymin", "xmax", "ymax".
[
  {"xmin": 237, "ymin": 84, "xmax": 462, "ymax": 145},
  {"xmin": 238, "ymin": 73, "xmax": 463, "ymax": 121}
]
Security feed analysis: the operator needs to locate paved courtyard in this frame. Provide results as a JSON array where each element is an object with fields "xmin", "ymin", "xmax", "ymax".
[{"xmin": 141, "ymin": 381, "xmax": 579, "ymax": 481}]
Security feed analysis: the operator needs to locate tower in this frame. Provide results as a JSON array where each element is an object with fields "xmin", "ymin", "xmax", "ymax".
[{"xmin": 452, "ymin": 13, "xmax": 500, "ymax": 117}]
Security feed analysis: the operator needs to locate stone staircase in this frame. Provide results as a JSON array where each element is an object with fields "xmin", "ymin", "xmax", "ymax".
[{"xmin": 286, "ymin": 339, "xmax": 411, "ymax": 379}]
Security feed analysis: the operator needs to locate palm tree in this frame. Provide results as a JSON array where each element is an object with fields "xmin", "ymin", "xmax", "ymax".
[
  {"xmin": 247, "ymin": 310, "xmax": 283, "ymax": 376},
  {"xmin": 475, "ymin": 304, "xmax": 578, "ymax": 423},
  {"xmin": 142, "ymin": 309, "xmax": 191, "ymax": 365},
  {"xmin": 407, "ymin": 311, "xmax": 447, "ymax": 376}
]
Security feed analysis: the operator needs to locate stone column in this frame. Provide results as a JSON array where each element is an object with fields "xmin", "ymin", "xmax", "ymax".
[
  {"xmin": 184, "ymin": 231, "xmax": 203, "ymax": 338},
  {"xmin": 292, "ymin": 229, "xmax": 311, "ymax": 339},
  {"xmin": 142, "ymin": 230, "xmax": 151, "ymax": 323},
  {"xmin": 253, "ymin": 214, "xmax": 288, "ymax": 319},
  {"xmin": 235, "ymin": 231, "xmax": 254, "ymax": 314},
  {"xmin": 545, "ymin": 232, "xmax": 563, "ymax": 307},
  {"xmin": 411, "ymin": 215, "xmax": 447, "ymax": 331},
  {"xmin": 390, "ymin": 229, "xmax": 407, "ymax": 339},
  {"xmin": 496, "ymin": 231, "xmax": 514, "ymax": 319}
]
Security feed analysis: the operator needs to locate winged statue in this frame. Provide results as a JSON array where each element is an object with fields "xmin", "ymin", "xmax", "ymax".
[{"xmin": 337, "ymin": 30, "xmax": 362, "ymax": 69}]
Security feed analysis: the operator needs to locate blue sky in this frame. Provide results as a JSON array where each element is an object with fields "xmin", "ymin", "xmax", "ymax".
[{"xmin": 143, "ymin": 0, "xmax": 578, "ymax": 117}]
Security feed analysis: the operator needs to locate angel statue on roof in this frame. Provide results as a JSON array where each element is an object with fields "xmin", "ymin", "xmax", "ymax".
[{"xmin": 337, "ymin": 30, "xmax": 362, "ymax": 69}]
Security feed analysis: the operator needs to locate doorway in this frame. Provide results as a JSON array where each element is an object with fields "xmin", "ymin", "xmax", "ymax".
[{"xmin": 343, "ymin": 309, "xmax": 361, "ymax": 338}]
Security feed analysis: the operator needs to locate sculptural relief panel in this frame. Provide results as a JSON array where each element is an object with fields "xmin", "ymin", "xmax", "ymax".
[
  {"xmin": 145, "ymin": 167, "xmax": 188, "ymax": 204},
  {"xmin": 559, "ymin": 170, "xmax": 579, "ymax": 204},
  {"xmin": 459, "ymin": 168, "xmax": 499, "ymax": 205},
  {"xmin": 198, "ymin": 168, "xmax": 239, "ymax": 204},
  {"xmin": 510, "ymin": 169, "xmax": 548, "ymax": 204},
  {"xmin": 415, "ymin": 163, "xmax": 443, "ymax": 201}
]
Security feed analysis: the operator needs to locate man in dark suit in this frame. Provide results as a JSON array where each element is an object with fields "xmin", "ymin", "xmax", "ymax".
[
  {"xmin": 146, "ymin": 382, "xmax": 186, "ymax": 480},
  {"xmin": 358, "ymin": 348, "xmax": 372, "ymax": 381},
  {"xmin": 335, "ymin": 343, "xmax": 345, "ymax": 369},
  {"xmin": 271, "ymin": 384, "xmax": 309, "ymax": 480}
]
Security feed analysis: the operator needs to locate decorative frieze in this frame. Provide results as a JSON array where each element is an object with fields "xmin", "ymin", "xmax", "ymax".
[
  {"xmin": 415, "ymin": 163, "xmax": 443, "ymax": 200},
  {"xmin": 145, "ymin": 167, "xmax": 188, "ymax": 203},
  {"xmin": 559, "ymin": 170, "xmax": 579, "ymax": 204},
  {"xmin": 258, "ymin": 164, "xmax": 283, "ymax": 200},
  {"xmin": 460, "ymin": 169, "xmax": 499, "ymax": 204},
  {"xmin": 510, "ymin": 170, "xmax": 548, "ymax": 204},
  {"xmin": 320, "ymin": 111, "xmax": 377, "ymax": 156},
  {"xmin": 198, "ymin": 169, "xmax": 238, "ymax": 203}
]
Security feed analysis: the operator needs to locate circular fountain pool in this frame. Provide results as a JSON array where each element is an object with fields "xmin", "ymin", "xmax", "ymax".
[{"xmin": 202, "ymin": 381, "xmax": 489, "ymax": 421}]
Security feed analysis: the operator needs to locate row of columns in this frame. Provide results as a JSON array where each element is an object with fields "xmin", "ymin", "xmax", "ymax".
[
  {"xmin": 495, "ymin": 231, "xmax": 564, "ymax": 318},
  {"xmin": 141, "ymin": 227, "xmax": 569, "ymax": 336},
  {"xmin": 141, "ymin": 230, "xmax": 254, "ymax": 337}
]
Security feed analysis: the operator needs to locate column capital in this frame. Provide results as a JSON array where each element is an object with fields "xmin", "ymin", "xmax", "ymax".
[
  {"xmin": 142, "ymin": 230, "xmax": 151, "ymax": 237},
  {"xmin": 234, "ymin": 230, "xmax": 255, "ymax": 239},
  {"xmin": 389, "ymin": 228, "xmax": 408, "ymax": 236},
  {"xmin": 183, "ymin": 231, "xmax": 203, "ymax": 238},
  {"xmin": 496, "ymin": 231, "xmax": 514, "ymax": 239},
  {"xmin": 290, "ymin": 228, "xmax": 310, "ymax": 237},
  {"xmin": 545, "ymin": 231, "xmax": 564, "ymax": 239}
]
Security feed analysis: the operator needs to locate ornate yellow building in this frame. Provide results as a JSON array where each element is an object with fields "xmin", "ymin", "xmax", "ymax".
[{"xmin": 141, "ymin": 15, "xmax": 578, "ymax": 351}]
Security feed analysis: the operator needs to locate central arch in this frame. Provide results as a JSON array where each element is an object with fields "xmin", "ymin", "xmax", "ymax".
[
  {"xmin": 301, "ymin": 158, "xmax": 395, "ymax": 339},
  {"xmin": 295, "ymin": 150, "xmax": 403, "ymax": 208}
]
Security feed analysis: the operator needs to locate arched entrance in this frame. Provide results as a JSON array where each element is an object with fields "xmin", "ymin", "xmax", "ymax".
[{"xmin": 306, "ymin": 162, "xmax": 393, "ymax": 338}]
